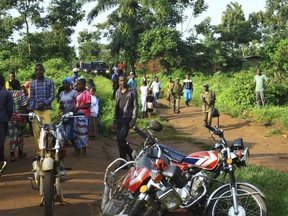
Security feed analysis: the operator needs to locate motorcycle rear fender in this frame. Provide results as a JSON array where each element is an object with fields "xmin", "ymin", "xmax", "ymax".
[
  {"xmin": 206, "ymin": 182, "xmax": 266, "ymax": 208},
  {"xmin": 42, "ymin": 157, "xmax": 54, "ymax": 171}
]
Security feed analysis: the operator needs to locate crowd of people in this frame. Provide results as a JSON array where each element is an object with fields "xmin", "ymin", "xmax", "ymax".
[
  {"xmin": 0, "ymin": 64, "xmax": 100, "ymax": 170},
  {"xmin": 0, "ymin": 65, "xmax": 269, "ymax": 173}
]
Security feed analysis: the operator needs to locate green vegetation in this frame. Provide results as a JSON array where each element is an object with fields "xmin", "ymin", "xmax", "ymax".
[{"xmin": 1, "ymin": 1, "xmax": 288, "ymax": 215}]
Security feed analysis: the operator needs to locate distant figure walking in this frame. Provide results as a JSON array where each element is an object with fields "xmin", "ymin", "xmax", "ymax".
[
  {"xmin": 111, "ymin": 69, "xmax": 119, "ymax": 99},
  {"xmin": 146, "ymin": 89, "xmax": 155, "ymax": 118},
  {"xmin": 254, "ymin": 68, "xmax": 269, "ymax": 108},
  {"xmin": 140, "ymin": 80, "xmax": 149, "ymax": 118},
  {"xmin": 200, "ymin": 84, "xmax": 215, "ymax": 127},
  {"xmin": 150, "ymin": 76, "xmax": 161, "ymax": 107},
  {"xmin": 170, "ymin": 78, "xmax": 183, "ymax": 114},
  {"xmin": 166, "ymin": 77, "xmax": 174, "ymax": 106},
  {"xmin": 183, "ymin": 74, "xmax": 193, "ymax": 107}
]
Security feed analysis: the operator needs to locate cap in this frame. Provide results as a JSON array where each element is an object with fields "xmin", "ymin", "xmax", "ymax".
[
  {"xmin": 176, "ymin": 77, "xmax": 180, "ymax": 80},
  {"xmin": 203, "ymin": 83, "xmax": 209, "ymax": 87},
  {"xmin": 130, "ymin": 72, "xmax": 134, "ymax": 75},
  {"xmin": 73, "ymin": 68, "xmax": 79, "ymax": 73}
]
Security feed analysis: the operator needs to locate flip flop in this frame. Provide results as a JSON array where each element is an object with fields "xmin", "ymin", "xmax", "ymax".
[{"xmin": 0, "ymin": 161, "xmax": 7, "ymax": 177}]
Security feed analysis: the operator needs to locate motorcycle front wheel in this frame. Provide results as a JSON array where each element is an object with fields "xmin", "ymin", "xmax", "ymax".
[
  {"xmin": 128, "ymin": 199, "xmax": 164, "ymax": 216},
  {"xmin": 44, "ymin": 170, "xmax": 55, "ymax": 216},
  {"xmin": 207, "ymin": 184, "xmax": 267, "ymax": 216}
]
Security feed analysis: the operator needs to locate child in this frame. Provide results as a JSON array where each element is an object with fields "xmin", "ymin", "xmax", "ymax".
[
  {"xmin": 88, "ymin": 87, "xmax": 100, "ymax": 138},
  {"xmin": 146, "ymin": 89, "xmax": 155, "ymax": 118}
]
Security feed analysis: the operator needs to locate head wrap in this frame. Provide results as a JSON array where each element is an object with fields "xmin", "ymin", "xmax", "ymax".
[{"xmin": 62, "ymin": 77, "xmax": 73, "ymax": 86}]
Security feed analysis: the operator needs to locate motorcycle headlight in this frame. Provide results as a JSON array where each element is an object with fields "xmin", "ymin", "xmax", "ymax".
[
  {"xmin": 240, "ymin": 147, "xmax": 249, "ymax": 166},
  {"xmin": 156, "ymin": 187, "xmax": 182, "ymax": 211},
  {"xmin": 233, "ymin": 147, "xmax": 249, "ymax": 167}
]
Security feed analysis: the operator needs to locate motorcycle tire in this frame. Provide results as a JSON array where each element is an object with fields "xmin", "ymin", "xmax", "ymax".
[
  {"xmin": 207, "ymin": 184, "xmax": 267, "ymax": 216},
  {"xmin": 128, "ymin": 199, "xmax": 163, "ymax": 216},
  {"xmin": 44, "ymin": 170, "xmax": 55, "ymax": 216}
]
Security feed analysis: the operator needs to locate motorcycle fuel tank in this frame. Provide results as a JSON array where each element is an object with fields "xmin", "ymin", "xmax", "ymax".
[{"xmin": 183, "ymin": 151, "xmax": 219, "ymax": 170}]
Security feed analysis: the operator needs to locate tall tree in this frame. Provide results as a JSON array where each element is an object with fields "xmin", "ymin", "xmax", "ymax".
[
  {"xmin": 0, "ymin": 10, "xmax": 17, "ymax": 42},
  {"xmin": 77, "ymin": 29, "xmax": 101, "ymax": 60},
  {"xmin": 211, "ymin": 2, "xmax": 261, "ymax": 70},
  {"xmin": 85, "ymin": 0, "xmax": 207, "ymax": 70},
  {"xmin": 0, "ymin": 0, "xmax": 44, "ymax": 55},
  {"xmin": 252, "ymin": 0, "xmax": 288, "ymax": 78},
  {"xmin": 46, "ymin": 0, "xmax": 85, "ymax": 58}
]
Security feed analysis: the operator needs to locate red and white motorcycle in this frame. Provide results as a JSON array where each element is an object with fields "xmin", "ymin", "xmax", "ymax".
[{"xmin": 100, "ymin": 121, "xmax": 267, "ymax": 216}]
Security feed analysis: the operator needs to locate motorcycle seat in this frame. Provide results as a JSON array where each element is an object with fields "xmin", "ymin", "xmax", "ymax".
[{"xmin": 159, "ymin": 144, "xmax": 187, "ymax": 163}]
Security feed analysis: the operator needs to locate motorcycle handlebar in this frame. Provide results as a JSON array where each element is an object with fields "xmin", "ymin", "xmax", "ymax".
[
  {"xmin": 71, "ymin": 112, "xmax": 85, "ymax": 117},
  {"xmin": 204, "ymin": 124, "xmax": 223, "ymax": 136},
  {"xmin": 204, "ymin": 124, "xmax": 216, "ymax": 132},
  {"xmin": 18, "ymin": 112, "xmax": 41, "ymax": 124},
  {"xmin": 133, "ymin": 126, "xmax": 148, "ymax": 140}
]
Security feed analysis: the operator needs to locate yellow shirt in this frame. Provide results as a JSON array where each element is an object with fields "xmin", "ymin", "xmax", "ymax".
[{"xmin": 5, "ymin": 81, "xmax": 12, "ymax": 90}]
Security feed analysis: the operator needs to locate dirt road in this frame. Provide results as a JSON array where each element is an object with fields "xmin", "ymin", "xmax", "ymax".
[{"xmin": 0, "ymin": 98, "xmax": 287, "ymax": 215}]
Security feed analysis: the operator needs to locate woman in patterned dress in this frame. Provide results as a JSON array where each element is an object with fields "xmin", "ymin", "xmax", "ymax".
[
  {"xmin": 73, "ymin": 78, "xmax": 91, "ymax": 157},
  {"xmin": 8, "ymin": 79, "xmax": 28, "ymax": 162}
]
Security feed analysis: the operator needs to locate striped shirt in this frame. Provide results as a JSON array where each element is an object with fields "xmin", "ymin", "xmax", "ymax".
[
  {"xmin": 30, "ymin": 77, "xmax": 55, "ymax": 110},
  {"xmin": 183, "ymin": 79, "xmax": 193, "ymax": 90}
]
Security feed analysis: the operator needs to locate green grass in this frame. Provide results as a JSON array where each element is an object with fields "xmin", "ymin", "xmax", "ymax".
[{"xmin": 235, "ymin": 166, "xmax": 288, "ymax": 215}]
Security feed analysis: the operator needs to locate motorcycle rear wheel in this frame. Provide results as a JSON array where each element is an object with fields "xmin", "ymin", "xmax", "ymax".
[
  {"xmin": 207, "ymin": 184, "xmax": 267, "ymax": 216},
  {"xmin": 44, "ymin": 170, "xmax": 55, "ymax": 216}
]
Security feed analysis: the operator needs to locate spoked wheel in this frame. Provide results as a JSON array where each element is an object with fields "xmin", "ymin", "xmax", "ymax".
[
  {"xmin": 44, "ymin": 170, "xmax": 55, "ymax": 216},
  {"xmin": 207, "ymin": 184, "xmax": 267, "ymax": 216}
]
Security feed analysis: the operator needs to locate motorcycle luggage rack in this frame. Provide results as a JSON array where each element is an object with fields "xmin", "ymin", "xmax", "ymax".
[{"xmin": 104, "ymin": 158, "xmax": 134, "ymax": 188}]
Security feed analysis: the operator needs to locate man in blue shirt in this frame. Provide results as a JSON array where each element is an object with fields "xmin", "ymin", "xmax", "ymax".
[
  {"xmin": 127, "ymin": 72, "xmax": 137, "ymax": 90},
  {"xmin": 30, "ymin": 64, "xmax": 55, "ymax": 154}
]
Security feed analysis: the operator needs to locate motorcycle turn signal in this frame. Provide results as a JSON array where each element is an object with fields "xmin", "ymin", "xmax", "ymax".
[
  {"xmin": 140, "ymin": 185, "xmax": 148, "ymax": 193},
  {"xmin": 226, "ymin": 158, "xmax": 233, "ymax": 164}
]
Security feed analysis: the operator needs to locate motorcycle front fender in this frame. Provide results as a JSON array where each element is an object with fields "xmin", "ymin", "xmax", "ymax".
[
  {"xmin": 42, "ymin": 157, "xmax": 54, "ymax": 171},
  {"xmin": 206, "ymin": 182, "xmax": 266, "ymax": 208}
]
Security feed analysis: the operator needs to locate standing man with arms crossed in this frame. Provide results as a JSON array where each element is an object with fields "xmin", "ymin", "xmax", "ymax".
[
  {"xmin": 183, "ymin": 74, "xmax": 193, "ymax": 107},
  {"xmin": 113, "ymin": 75, "xmax": 138, "ymax": 167},
  {"xmin": 30, "ymin": 64, "xmax": 55, "ymax": 155},
  {"xmin": 0, "ymin": 75, "xmax": 13, "ymax": 175},
  {"xmin": 254, "ymin": 68, "xmax": 269, "ymax": 109}
]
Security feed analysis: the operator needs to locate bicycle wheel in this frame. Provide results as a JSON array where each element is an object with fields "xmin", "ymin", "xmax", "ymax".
[
  {"xmin": 44, "ymin": 170, "xmax": 55, "ymax": 216},
  {"xmin": 207, "ymin": 184, "xmax": 267, "ymax": 216}
]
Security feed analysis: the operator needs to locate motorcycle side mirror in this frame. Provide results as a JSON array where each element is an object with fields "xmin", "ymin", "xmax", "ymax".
[{"xmin": 148, "ymin": 120, "xmax": 163, "ymax": 132}]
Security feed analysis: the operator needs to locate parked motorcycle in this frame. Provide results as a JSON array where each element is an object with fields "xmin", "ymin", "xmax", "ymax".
[
  {"xmin": 19, "ymin": 112, "xmax": 84, "ymax": 216},
  {"xmin": 101, "ymin": 120, "xmax": 267, "ymax": 216}
]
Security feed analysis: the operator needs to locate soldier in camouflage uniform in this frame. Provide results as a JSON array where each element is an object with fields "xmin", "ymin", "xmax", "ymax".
[
  {"xmin": 200, "ymin": 84, "xmax": 215, "ymax": 126},
  {"xmin": 170, "ymin": 78, "xmax": 183, "ymax": 114}
]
